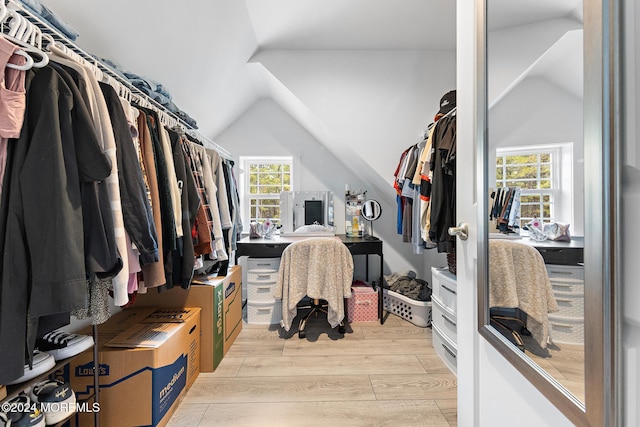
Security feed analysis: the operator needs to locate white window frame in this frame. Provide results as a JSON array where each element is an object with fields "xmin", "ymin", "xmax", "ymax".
[
  {"xmin": 238, "ymin": 156, "xmax": 293, "ymax": 231},
  {"xmin": 495, "ymin": 144, "xmax": 573, "ymax": 228}
]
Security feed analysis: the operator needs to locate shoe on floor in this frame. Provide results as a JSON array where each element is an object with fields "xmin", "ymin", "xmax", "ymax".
[
  {"xmin": 36, "ymin": 330, "xmax": 94, "ymax": 361},
  {"xmin": 5, "ymin": 351, "xmax": 55, "ymax": 386},
  {"xmin": 0, "ymin": 395, "xmax": 46, "ymax": 427},
  {"xmin": 29, "ymin": 379, "xmax": 76, "ymax": 425}
]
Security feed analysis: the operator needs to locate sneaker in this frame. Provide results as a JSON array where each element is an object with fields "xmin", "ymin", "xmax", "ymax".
[
  {"xmin": 29, "ymin": 380, "xmax": 76, "ymax": 425},
  {"xmin": 0, "ymin": 395, "xmax": 46, "ymax": 427},
  {"xmin": 36, "ymin": 330, "xmax": 94, "ymax": 361},
  {"xmin": 5, "ymin": 351, "xmax": 55, "ymax": 386}
]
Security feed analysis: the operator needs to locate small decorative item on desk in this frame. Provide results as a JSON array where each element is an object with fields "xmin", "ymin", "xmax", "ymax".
[
  {"xmin": 249, "ymin": 221, "xmax": 263, "ymax": 239},
  {"xmin": 523, "ymin": 218, "xmax": 547, "ymax": 242},
  {"xmin": 543, "ymin": 222, "xmax": 571, "ymax": 242},
  {"xmin": 263, "ymin": 219, "xmax": 276, "ymax": 239},
  {"xmin": 249, "ymin": 220, "xmax": 276, "ymax": 239}
]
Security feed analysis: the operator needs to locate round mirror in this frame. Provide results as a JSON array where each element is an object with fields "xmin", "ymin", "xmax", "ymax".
[{"xmin": 361, "ymin": 199, "xmax": 382, "ymax": 221}]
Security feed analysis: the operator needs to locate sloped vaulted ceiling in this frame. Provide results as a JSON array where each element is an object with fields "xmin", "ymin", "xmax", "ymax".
[
  {"xmin": 39, "ymin": 0, "xmax": 455, "ymax": 141},
  {"xmin": 39, "ymin": 0, "xmax": 579, "ymax": 158}
]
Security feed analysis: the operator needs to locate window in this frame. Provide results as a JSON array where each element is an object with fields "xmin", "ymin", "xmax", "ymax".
[
  {"xmin": 495, "ymin": 146, "xmax": 561, "ymax": 227},
  {"xmin": 239, "ymin": 156, "xmax": 293, "ymax": 229}
]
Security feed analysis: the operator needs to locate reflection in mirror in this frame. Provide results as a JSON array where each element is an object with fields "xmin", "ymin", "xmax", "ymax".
[
  {"xmin": 361, "ymin": 199, "xmax": 382, "ymax": 240},
  {"xmin": 361, "ymin": 199, "xmax": 382, "ymax": 221},
  {"xmin": 486, "ymin": 0, "xmax": 585, "ymax": 410}
]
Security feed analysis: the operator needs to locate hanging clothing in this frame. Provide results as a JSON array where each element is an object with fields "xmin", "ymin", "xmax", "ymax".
[
  {"xmin": 0, "ymin": 37, "xmax": 27, "ymax": 199},
  {"xmin": 140, "ymin": 108, "xmax": 177, "ymax": 259},
  {"xmin": 413, "ymin": 126, "xmax": 436, "ymax": 246},
  {"xmin": 167, "ymin": 129, "xmax": 200, "ymax": 289},
  {"xmin": 208, "ymin": 148, "xmax": 233, "ymax": 230},
  {"xmin": 137, "ymin": 109, "xmax": 166, "ymax": 290},
  {"xmin": 193, "ymin": 144, "xmax": 227, "ymax": 261},
  {"xmin": 99, "ymin": 83, "xmax": 159, "ymax": 266},
  {"xmin": 223, "ymin": 159, "xmax": 242, "ymax": 252},
  {"xmin": 0, "ymin": 66, "xmax": 111, "ymax": 383},
  {"xmin": 428, "ymin": 113, "xmax": 457, "ymax": 253},
  {"xmin": 182, "ymin": 140, "xmax": 214, "ymax": 257},
  {"xmin": 49, "ymin": 52, "xmax": 127, "ymax": 292}
]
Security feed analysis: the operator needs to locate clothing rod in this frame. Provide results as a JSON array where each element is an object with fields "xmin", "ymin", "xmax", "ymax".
[{"xmin": 5, "ymin": 0, "xmax": 232, "ymax": 160}]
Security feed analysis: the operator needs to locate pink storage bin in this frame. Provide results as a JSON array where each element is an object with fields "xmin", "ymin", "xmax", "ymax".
[{"xmin": 346, "ymin": 287, "xmax": 378, "ymax": 322}]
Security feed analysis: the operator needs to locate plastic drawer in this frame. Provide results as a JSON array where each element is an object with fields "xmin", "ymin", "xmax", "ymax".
[
  {"xmin": 432, "ymin": 296, "xmax": 457, "ymax": 344},
  {"xmin": 432, "ymin": 267, "xmax": 457, "ymax": 313},
  {"xmin": 247, "ymin": 282, "xmax": 278, "ymax": 303},
  {"xmin": 247, "ymin": 301, "xmax": 282, "ymax": 325},
  {"xmin": 548, "ymin": 314, "xmax": 584, "ymax": 345},
  {"xmin": 432, "ymin": 323, "xmax": 457, "ymax": 376}
]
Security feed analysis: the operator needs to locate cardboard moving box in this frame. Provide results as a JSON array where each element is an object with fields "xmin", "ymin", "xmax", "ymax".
[
  {"xmin": 220, "ymin": 267, "xmax": 243, "ymax": 356},
  {"xmin": 137, "ymin": 265, "xmax": 243, "ymax": 371},
  {"xmin": 69, "ymin": 307, "xmax": 200, "ymax": 427}
]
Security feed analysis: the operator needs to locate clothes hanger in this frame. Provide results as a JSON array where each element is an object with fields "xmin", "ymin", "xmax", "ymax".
[
  {"xmin": 18, "ymin": 24, "xmax": 48, "ymax": 67},
  {"xmin": 1, "ymin": 12, "xmax": 33, "ymax": 70},
  {"xmin": 3, "ymin": 42, "xmax": 33, "ymax": 70},
  {"xmin": 121, "ymin": 84, "xmax": 132, "ymax": 103},
  {"xmin": 0, "ymin": 3, "xmax": 7, "ymax": 23},
  {"xmin": 2, "ymin": 10, "xmax": 48, "ymax": 68}
]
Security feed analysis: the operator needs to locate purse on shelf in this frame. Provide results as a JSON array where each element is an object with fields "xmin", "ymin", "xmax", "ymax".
[
  {"xmin": 249, "ymin": 222, "xmax": 263, "ymax": 239},
  {"xmin": 543, "ymin": 222, "xmax": 571, "ymax": 242}
]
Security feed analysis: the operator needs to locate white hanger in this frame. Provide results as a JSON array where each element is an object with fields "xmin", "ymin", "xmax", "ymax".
[
  {"xmin": 121, "ymin": 84, "xmax": 132, "ymax": 103},
  {"xmin": 1, "ymin": 12, "xmax": 34, "ymax": 70},
  {"xmin": 19, "ymin": 25, "xmax": 48, "ymax": 67},
  {"xmin": 1, "ymin": 10, "xmax": 49, "ymax": 68},
  {"xmin": 0, "ymin": 2, "xmax": 7, "ymax": 23},
  {"xmin": 5, "ymin": 45, "xmax": 33, "ymax": 70}
]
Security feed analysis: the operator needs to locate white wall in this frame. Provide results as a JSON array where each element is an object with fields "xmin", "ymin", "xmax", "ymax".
[
  {"xmin": 489, "ymin": 77, "xmax": 584, "ymax": 235},
  {"xmin": 252, "ymin": 49, "xmax": 457, "ymax": 190},
  {"xmin": 488, "ymin": 18, "xmax": 582, "ymax": 104},
  {"xmin": 241, "ymin": 49, "xmax": 456, "ymax": 282},
  {"xmin": 215, "ymin": 97, "xmax": 434, "ymax": 279}
]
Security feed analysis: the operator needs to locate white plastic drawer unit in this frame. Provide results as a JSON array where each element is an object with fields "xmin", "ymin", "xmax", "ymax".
[
  {"xmin": 248, "ymin": 282, "xmax": 278, "ymax": 303},
  {"xmin": 432, "ymin": 296, "xmax": 457, "ymax": 344},
  {"xmin": 247, "ymin": 269, "xmax": 279, "ymax": 285},
  {"xmin": 432, "ymin": 323, "xmax": 457, "ymax": 375},
  {"xmin": 548, "ymin": 313, "xmax": 584, "ymax": 345},
  {"xmin": 547, "ymin": 264, "xmax": 584, "ymax": 295},
  {"xmin": 431, "ymin": 267, "xmax": 457, "ymax": 313},
  {"xmin": 247, "ymin": 301, "xmax": 282, "ymax": 325},
  {"xmin": 546, "ymin": 264, "xmax": 584, "ymax": 280},
  {"xmin": 553, "ymin": 290, "xmax": 584, "ymax": 318},
  {"xmin": 247, "ymin": 257, "xmax": 281, "ymax": 272}
]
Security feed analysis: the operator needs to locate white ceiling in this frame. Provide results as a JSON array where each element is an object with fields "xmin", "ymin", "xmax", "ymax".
[
  {"xmin": 488, "ymin": 0, "xmax": 582, "ymax": 31},
  {"xmin": 246, "ymin": 0, "xmax": 456, "ymax": 50},
  {"xmin": 38, "ymin": 0, "xmax": 581, "ymax": 144},
  {"xmin": 38, "ymin": 0, "xmax": 457, "ymax": 140}
]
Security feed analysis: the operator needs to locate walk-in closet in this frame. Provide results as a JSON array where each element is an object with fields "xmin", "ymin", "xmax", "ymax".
[{"xmin": 1, "ymin": 1, "xmax": 638, "ymax": 427}]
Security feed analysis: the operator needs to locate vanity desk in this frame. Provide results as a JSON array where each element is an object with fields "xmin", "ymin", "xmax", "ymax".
[{"xmin": 236, "ymin": 234, "xmax": 384, "ymax": 324}]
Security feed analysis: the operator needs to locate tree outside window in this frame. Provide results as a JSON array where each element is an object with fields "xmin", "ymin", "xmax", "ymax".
[
  {"xmin": 496, "ymin": 148, "xmax": 558, "ymax": 228},
  {"xmin": 240, "ymin": 157, "xmax": 293, "ymax": 229}
]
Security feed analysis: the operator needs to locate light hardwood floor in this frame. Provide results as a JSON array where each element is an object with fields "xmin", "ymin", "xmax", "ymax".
[
  {"xmin": 168, "ymin": 308, "xmax": 458, "ymax": 427},
  {"xmin": 528, "ymin": 342, "xmax": 585, "ymax": 403}
]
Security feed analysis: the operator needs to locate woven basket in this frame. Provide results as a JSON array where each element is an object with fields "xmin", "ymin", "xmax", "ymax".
[{"xmin": 447, "ymin": 251, "xmax": 457, "ymax": 275}]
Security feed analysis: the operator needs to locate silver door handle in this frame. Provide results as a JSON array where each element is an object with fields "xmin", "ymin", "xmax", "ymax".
[{"xmin": 448, "ymin": 223, "xmax": 468, "ymax": 240}]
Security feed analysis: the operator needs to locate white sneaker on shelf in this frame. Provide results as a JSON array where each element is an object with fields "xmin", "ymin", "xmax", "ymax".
[
  {"xmin": 0, "ymin": 395, "xmax": 46, "ymax": 427},
  {"xmin": 5, "ymin": 351, "xmax": 56, "ymax": 386},
  {"xmin": 35, "ymin": 330, "xmax": 94, "ymax": 361},
  {"xmin": 29, "ymin": 379, "xmax": 76, "ymax": 425}
]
